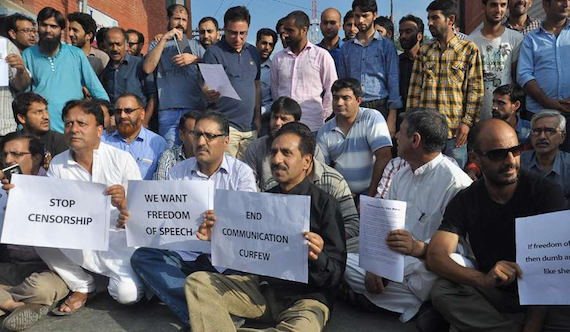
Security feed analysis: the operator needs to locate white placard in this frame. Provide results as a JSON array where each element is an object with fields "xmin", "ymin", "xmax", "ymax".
[
  {"xmin": 1, "ymin": 174, "xmax": 110, "ymax": 250},
  {"xmin": 211, "ymin": 190, "xmax": 310, "ymax": 283},
  {"xmin": 126, "ymin": 180, "xmax": 214, "ymax": 252},
  {"xmin": 198, "ymin": 63, "xmax": 242, "ymax": 100},
  {"xmin": 0, "ymin": 39, "xmax": 9, "ymax": 87},
  {"xmin": 359, "ymin": 195, "xmax": 406, "ymax": 283},
  {"xmin": 0, "ymin": 188, "xmax": 7, "ymax": 234},
  {"xmin": 516, "ymin": 210, "xmax": 570, "ymax": 305}
]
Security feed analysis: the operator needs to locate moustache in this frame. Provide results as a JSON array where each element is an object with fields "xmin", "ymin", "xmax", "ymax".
[
  {"xmin": 498, "ymin": 164, "xmax": 516, "ymax": 174},
  {"xmin": 271, "ymin": 164, "xmax": 287, "ymax": 172},
  {"xmin": 195, "ymin": 146, "xmax": 209, "ymax": 153},
  {"xmin": 536, "ymin": 139, "xmax": 550, "ymax": 145}
]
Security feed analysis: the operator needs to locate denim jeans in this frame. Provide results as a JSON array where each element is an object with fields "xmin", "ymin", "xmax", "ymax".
[
  {"xmin": 158, "ymin": 109, "xmax": 189, "ymax": 149},
  {"xmin": 445, "ymin": 138, "xmax": 468, "ymax": 169}
]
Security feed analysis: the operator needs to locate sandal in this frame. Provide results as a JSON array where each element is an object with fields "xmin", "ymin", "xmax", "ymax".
[{"xmin": 51, "ymin": 291, "xmax": 96, "ymax": 316}]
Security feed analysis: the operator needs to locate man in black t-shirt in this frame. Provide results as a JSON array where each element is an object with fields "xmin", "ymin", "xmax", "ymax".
[{"xmin": 426, "ymin": 119, "xmax": 566, "ymax": 332}]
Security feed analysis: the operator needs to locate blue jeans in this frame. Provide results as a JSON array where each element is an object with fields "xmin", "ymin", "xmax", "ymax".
[
  {"xmin": 158, "ymin": 109, "xmax": 189, "ymax": 149},
  {"xmin": 445, "ymin": 138, "xmax": 468, "ymax": 169}
]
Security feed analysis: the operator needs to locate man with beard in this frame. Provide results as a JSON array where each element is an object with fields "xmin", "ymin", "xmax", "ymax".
[
  {"xmin": 518, "ymin": 0, "xmax": 570, "ymax": 152},
  {"xmin": 374, "ymin": 16, "xmax": 394, "ymax": 40},
  {"xmin": 102, "ymin": 93, "xmax": 167, "ymax": 180},
  {"xmin": 67, "ymin": 12, "xmax": 110, "ymax": 77},
  {"xmin": 22, "ymin": 7, "xmax": 109, "ymax": 134},
  {"xmin": 271, "ymin": 11, "xmax": 337, "ymax": 133},
  {"xmin": 467, "ymin": 0, "xmax": 523, "ymax": 120},
  {"xmin": 343, "ymin": 10, "xmax": 359, "ymax": 41},
  {"xmin": 5, "ymin": 14, "xmax": 37, "ymax": 53},
  {"xmin": 504, "ymin": 0, "xmax": 542, "ymax": 34},
  {"xmin": 256, "ymin": 27, "xmax": 277, "ymax": 134},
  {"xmin": 276, "ymin": 17, "xmax": 288, "ymax": 48},
  {"xmin": 126, "ymin": 29, "xmax": 144, "ymax": 57},
  {"xmin": 198, "ymin": 17, "xmax": 221, "ymax": 49},
  {"xmin": 338, "ymin": 0, "xmax": 402, "ymax": 138},
  {"xmin": 521, "ymin": 110, "xmax": 570, "ymax": 208},
  {"xmin": 408, "ymin": 0, "xmax": 484, "ymax": 168},
  {"xmin": 318, "ymin": 8, "xmax": 343, "ymax": 69},
  {"xmin": 427, "ymin": 119, "xmax": 566, "ymax": 332},
  {"xmin": 398, "ymin": 15, "xmax": 424, "ymax": 130},
  {"xmin": 101, "ymin": 28, "xmax": 156, "ymax": 116},
  {"xmin": 143, "ymin": 4, "xmax": 206, "ymax": 148}
]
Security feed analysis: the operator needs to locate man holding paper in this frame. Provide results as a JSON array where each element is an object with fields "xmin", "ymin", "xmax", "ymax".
[
  {"xmin": 427, "ymin": 119, "xmax": 565, "ymax": 332},
  {"xmin": 186, "ymin": 122, "xmax": 346, "ymax": 332},
  {"xmin": 342, "ymin": 110, "xmax": 474, "ymax": 326}
]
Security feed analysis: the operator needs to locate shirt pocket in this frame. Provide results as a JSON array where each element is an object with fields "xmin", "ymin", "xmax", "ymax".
[{"xmin": 448, "ymin": 61, "xmax": 466, "ymax": 85}]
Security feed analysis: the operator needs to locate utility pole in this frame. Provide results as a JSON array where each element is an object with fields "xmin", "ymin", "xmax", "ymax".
[
  {"xmin": 308, "ymin": 0, "xmax": 320, "ymax": 44},
  {"xmin": 81, "ymin": 0, "xmax": 88, "ymax": 13},
  {"xmin": 390, "ymin": 0, "xmax": 394, "ymax": 23}
]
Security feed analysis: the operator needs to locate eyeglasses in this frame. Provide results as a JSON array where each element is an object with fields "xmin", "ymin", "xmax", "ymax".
[
  {"xmin": 16, "ymin": 28, "xmax": 37, "ymax": 35},
  {"xmin": 2, "ymin": 151, "xmax": 31, "ymax": 159},
  {"xmin": 530, "ymin": 127, "xmax": 562, "ymax": 137},
  {"xmin": 113, "ymin": 107, "xmax": 142, "ymax": 115},
  {"xmin": 190, "ymin": 131, "xmax": 225, "ymax": 142},
  {"xmin": 475, "ymin": 144, "xmax": 523, "ymax": 161}
]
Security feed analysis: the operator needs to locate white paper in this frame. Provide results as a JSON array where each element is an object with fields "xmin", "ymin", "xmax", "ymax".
[
  {"xmin": 1, "ymin": 174, "xmax": 110, "ymax": 250},
  {"xmin": 0, "ymin": 189, "xmax": 7, "ymax": 236},
  {"xmin": 0, "ymin": 39, "xmax": 9, "ymax": 87},
  {"xmin": 126, "ymin": 180, "xmax": 214, "ymax": 252},
  {"xmin": 516, "ymin": 210, "xmax": 570, "ymax": 305},
  {"xmin": 211, "ymin": 190, "xmax": 310, "ymax": 283},
  {"xmin": 358, "ymin": 195, "xmax": 406, "ymax": 283},
  {"xmin": 198, "ymin": 63, "xmax": 242, "ymax": 100}
]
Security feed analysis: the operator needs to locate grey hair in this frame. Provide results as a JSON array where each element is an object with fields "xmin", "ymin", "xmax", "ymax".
[{"xmin": 530, "ymin": 110, "xmax": 566, "ymax": 134}]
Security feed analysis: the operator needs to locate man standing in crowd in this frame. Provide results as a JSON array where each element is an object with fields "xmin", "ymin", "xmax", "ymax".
[
  {"xmin": 271, "ymin": 11, "xmax": 337, "ymax": 133},
  {"xmin": 374, "ymin": 16, "xmax": 394, "ymax": 40},
  {"xmin": 68, "ymin": 12, "xmax": 110, "ymax": 77},
  {"xmin": 23, "ymin": 7, "xmax": 109, "ymax": 133},
  {"xmin": 197, "ymin": 17, "xmax": 221, "ymax": 49},
  {"xmin": 5, "ymin": 14, "xmax": 37, "ymax": 53},
  {"xmin": 398, "ymin": 15, "xmax": 424, "ymax": 130},
  {"xmin": 276, "ymin": 17, "xmax": 288, "ymax": 48},
  {"xmin": 504, "ymin": 0, "xmax": 542, "ymax": 34},
  {"xmin": 408, "ymin": 0, "xmax": 484, "ymax": 168},
  {"xmin": 522, "ymin": 110, "xmax": 570, "ymax": 208},
  {"xmin": 143, "ymin": 4, "xmax": 205, "ymax": 148},
  {"xmin": 339, "ymin": 0, "xmax": 402, "ymax": 137},
  {"xmin": 318, "ymin": 8, "xmax": 343, "ymax": 68},
  {"xmin": 317, "ymin": 78, "xmax": 393, "ymax": 198},
  {"xmin": 256, "ymin": 27, "xmax": 277, "ymax": 132},
  {"xmin": 518, "ymin": 0, "xmax": 570, "ymax": 152},
  {"xmin": 102, "ymin": 93, "xmax": 167, "ymax": 180},
  {"xmin": 343, "ymin": 10, "xmax": 359, "ymax": 41},
  {"xmin": 428, "ymin": 119, "xmax": 566, "ymax": 332},
  {"xmin": 126, "ymin": 29, "xmax": 144, "ymax": 57},
  {"xmin": 202, "ymin": 6, "xmax": 261, "ymax": 160},
  {"xmin": 467, "ymin": 0, "xmax": 523, "ymax": 120},
  {"xmin": 492, "ymin": 84, "xmax": 531, "ymax": 143},
  {"xmin": 130, "ymin": 111, "xmax": 257, "ymax": 326},
  {"xmin": 187, "ymin": 122, "xmax": 346, "ymax": 332}
]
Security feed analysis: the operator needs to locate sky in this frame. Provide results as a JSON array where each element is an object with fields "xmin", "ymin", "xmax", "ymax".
[{"xmin": 190, "ymin": 0, "xmax": 433, "ymax": 49}]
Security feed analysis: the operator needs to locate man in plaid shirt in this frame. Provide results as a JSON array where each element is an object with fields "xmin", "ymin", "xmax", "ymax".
[{"xmin": 407, "ymin": 0, "xmax": 484, "ymax": 168}]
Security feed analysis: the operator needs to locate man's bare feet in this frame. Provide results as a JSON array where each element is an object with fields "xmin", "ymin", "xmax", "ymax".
[
  {"xmin": 54, "ymin": 291, "xmax": 89, "ymax": 315},
  {"xmin": 0, "ymin": 299, "xmax": 25, "ymax": 313}
]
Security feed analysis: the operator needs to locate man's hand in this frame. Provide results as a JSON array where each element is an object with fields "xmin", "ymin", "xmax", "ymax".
[
  {"xmin": 197, "ymin": 210, "xmax": 216, "ymax": 241},
  {"xmin": 387, "ymin": 110, "xmax": 397, "ymax": 138},
  {"xmin": 172, "ymin": 53, "xmax": 198, "ymax": 67},
  {"xmin": 5, "ymin": 54, "xmax": 25, "ymax": 71},
  {"xmin": 386, "ymin": 229, "xmax": 415, "ymax": 256},
  {"xmin": 106, "ymin": 185, "xmax": 126, "ymax": 209},
  {"xmin": 1, "ymin": 178, "xmax": 14, "ymax": 194},
  {"xmin": 305, "ymin": 232, "xmax": 324, "ymax": 261},
  {"xmin": 153, "ymin": 34, "xmax": 164, "ymax": 43},
  {"xmin": 544, "ymin": 98, "xmax": 570, "ymax": 114},
  {"xmin": 117, "ymin": 210, "xmax": 129, "ymax": 229},
  {"xmin": 365, "ymin": 271, "xmax": 387, "ymax": 294},
  {"xmin": 163, "ymin": 28, "xmax": 183, "ymax": 42},
  {"xmin": 455, "ymin": 123, "xmax": 470, "ymax": 148},
  {"xmin": 202, "ymin": 84, "xmax": 221, "ymax": 104},
  {"xmin": 483, "ymin": 261, "xmax": 522, "ymax": 288}
]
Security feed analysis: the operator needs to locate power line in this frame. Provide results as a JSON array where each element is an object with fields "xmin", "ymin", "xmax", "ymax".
[
  {"xmin": 267, "ymin": 0, "xmax": 321, "ymax": 14},
  {"xmin": 245, "ymin": 0, "xmax": 254, "ymax": 8},
  {"xmin": 213, "ymin": 0, "xmax": 227, "ymax": 18}
]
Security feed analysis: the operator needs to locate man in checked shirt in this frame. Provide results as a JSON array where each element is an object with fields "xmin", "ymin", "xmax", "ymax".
[{"xmin": 407, "ymin": 0, "xmax": 484, "ymax": 168}]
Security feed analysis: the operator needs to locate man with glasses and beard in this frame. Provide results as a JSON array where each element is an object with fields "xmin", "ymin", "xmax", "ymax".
[
  {"xmin": 22, "ymin": 7, "xmax": 109, "ymax": 134},
  {"xmin": 102, "ymin": 93, "xmax": 167, "ymax": 180},
  {"xmin": 427, "ymin": 119, "xmax": 566, "ymax": 331}
]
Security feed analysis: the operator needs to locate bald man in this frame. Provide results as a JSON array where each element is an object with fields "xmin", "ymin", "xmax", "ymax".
[
  {"xmin": 318, "ymin": 8, "xmax": 342, "ymax": 70},
  {"xmin": 426, "ymin": 119, "xmax": 567, "ymax": 332}
]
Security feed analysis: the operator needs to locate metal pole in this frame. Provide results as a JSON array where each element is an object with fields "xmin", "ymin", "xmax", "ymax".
[{"xmin": 82, "ymin": 0, "xmax": 89, "ymax": 13}]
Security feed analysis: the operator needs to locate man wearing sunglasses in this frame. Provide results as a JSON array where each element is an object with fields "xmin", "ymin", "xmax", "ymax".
[
  {"xmin": 102, "ymin": 93, "xmax": 167, "ymax": 180},
  {"xmin": 427, "ymin": 119, "xmax": 566, "ymax": 332},
  {"xmin": 521, "ymin": 110, "xmax": 570, "ymax": 208}
]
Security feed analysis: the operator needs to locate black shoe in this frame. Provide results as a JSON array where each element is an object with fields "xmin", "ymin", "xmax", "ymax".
[{"xmin": 416, "ymin": 302, "xmax": 450, "ymax": 332}]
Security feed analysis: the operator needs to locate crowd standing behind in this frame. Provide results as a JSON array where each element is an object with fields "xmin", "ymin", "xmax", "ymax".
[{"xmin": 0, "ymin": 0, "xmax": 569, "ymax": 331}]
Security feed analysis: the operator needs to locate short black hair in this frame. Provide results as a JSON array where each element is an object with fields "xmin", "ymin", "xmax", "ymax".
[
  {"xmin": 37, "ymin": 7, "xmax": 66, "ymax": 29},
  {"xmin": 178, "ymin": 110, "xmax": 202, "ymax": 131},
  {"xmin": 493, "ymin": 83, "xmax": 525, "ymax": 107},
  {"xmin": 199, "ymin": 17, "xmax": 219, "ymax": 30},
  {"xmin": 0, "ymin": 131, "xmax": 44, "ymax": 161},
  {"xmin": 331, "ymin": 78, "xmax": 363, "ymax": 99},
  {"xmin": 167, "ymin": 4, "xmax": 189, "ymax": 19},
  {"xmin": 257, "ymin": 28, "xmax": 278, "ymax": 44},
  {"xmin": 285, "ymin": 11, "xmax": 310, "ymax": 30},
  {"xmin": 271, "ymin": 97, "xmax": 302, "ymax": 121},
  {"xmin": 404, "ymin": 109, "xmax": 448, "ymax": 153},
  {"xmin": 12, "ymin": 92, "xmax": 48, "ymax": 125},
  {"xmin": 195, "ymin": 111, "xmax": 230, "ymax": 136},
  {"xmin": 126, "ymin": 29, "xmax": 145, "ymax": 45},
  {"xmin": 375, "ymin": 16, "xmax": 394, "ymax": 39},
  {"xmin": 274, "ymin": 122, "xmax": 316, "ymax": 157},
  {"xmin": 224, "ymin": 6, "xmax": 251, "ymax": 27},
  {"xmin": 96, "ymin": 28, "xmax": 109, "ymax": 48},
  {"xmin": 344, "ymin": 10, "xmax": 355, "ymax": 24},
  {"xmin": 116, "ymin": 93, "xmax": 145, "ymax": 108},
  {"xmin": 62, "ymin": 100, "xmax": 104, "ymax": 127},
  {"xmin": 427, "ymin": 0, "xmax": 458, "ymax": 18},
  {"xmin": 352, "ymin": 0, "xmax": 378, "ymax": 13},
  {"xmin": 276, "ymin": 17, "xmax": 287, "ymax": 31},
  {"xmin": 67, "ymin": 12, "xmax": 97, "ymax": 41},
  {"xmin": 399, "ymin": 14, "xmax": 425, "ymax": 36},
  {"xmin": 93, "ymin": 99, "xmax": 113, "ymax": 116},
  {"xmin": 5, "ymin": 13, "xmax": 35, "ymax": 36}
]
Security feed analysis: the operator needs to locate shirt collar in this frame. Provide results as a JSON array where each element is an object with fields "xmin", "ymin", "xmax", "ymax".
[
  {"xmin": 275, "ymin": 176, "xmax": 311, "ymax": 195},
  {"xmin": 40, "ymin": 42, "xmax": 64, "ymax": 58},
  {"xmin": 539, "ymin": 18, "xmax": 570, "ymax": 33},
  {"xmin": 261, "ymin": 58, "xmax": 271, "ymax": 68},
  {"xmin": 220, "ymin": 38, "xmax": 249, "ymax": 53},
  {"xmin": 65, "ymin": 141, "xmax": 104, "ymax": 167},
  {"xmin": 515, "ymin": 113, "xmax": 524, "ymax": 133},
  {"xmin": 286, "ymin": 41, "xmax": 314, "ymax": 55},
  {"xmin": 528, "ymin": 150, "xmax": 564, "ymax": 175},
  {"xmin": 318, "ymin": 38, "xmax": 343, "ymax": 50},
  {"xmin": 412, "ymin": 153, "xmax": 444, "ymax": 177},
  {"xmin": 352, "ymin": 31, "xmax": 382, "ymax": 46},
  {"xmin": 310, "ymin": 159, "xmax": 325, "ymax": 182},
  {"xmin": 190, "ymin": 154, "xmax": 230, "ymax": 178},
  {"xmin": 505, "ymin": 15, "xmax": 535, "ymax": 28},
  {"xmin": 329, "ymin": 108, "xmax": 364, "ymax": 132}
]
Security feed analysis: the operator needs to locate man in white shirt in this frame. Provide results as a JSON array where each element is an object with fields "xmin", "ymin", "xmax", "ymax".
[
  {"xmin": 129, "ymin": 111, "xmax": 257, "ymax": 325},
  {"xmin": 342, "ymin": 110, "xmax": 474, "ymax": 326},
  {"xmin": 33, "ymin": 100, "xmax": 144, "ymax": 314}
]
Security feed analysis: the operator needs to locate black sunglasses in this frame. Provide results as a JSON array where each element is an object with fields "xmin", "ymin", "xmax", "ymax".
[
  {"xmin": 475, "ymin": 144, "xmax": 523, "ymax": 161},
  {"xmin": 113, "ymin": 107, "xmax": 142, "ymax": 115}
]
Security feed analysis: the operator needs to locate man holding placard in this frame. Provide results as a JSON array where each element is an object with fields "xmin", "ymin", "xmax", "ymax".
[
  {"xmin": 187, "ymin": 122, "xmax": 346, "ymax": 332},
  {"xmin": 427, "ymin": 119, "xmax": 565, "ymax": 332},
  {"xmin": 129, "ymin": 111, "xmax": 257, "ymax": 325}
]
